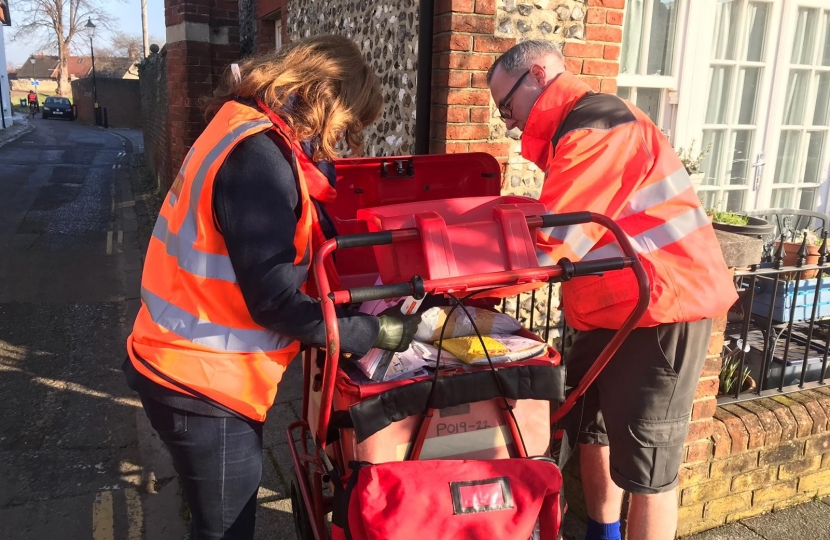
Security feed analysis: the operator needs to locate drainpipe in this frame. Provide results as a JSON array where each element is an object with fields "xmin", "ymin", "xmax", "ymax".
[{"xmin": 413, "ymin": 0, "xmax": 434, "ymax": 155}]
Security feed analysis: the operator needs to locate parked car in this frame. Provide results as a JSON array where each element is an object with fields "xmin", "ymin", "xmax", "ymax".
[{"xmin": 42, "ymin": 97, "xmax": 74, "ymax": 121}]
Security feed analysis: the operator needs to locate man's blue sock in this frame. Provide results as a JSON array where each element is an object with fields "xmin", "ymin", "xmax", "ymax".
[{"xmin": 585, "ymin": 517, "xmax": 621, "ymax": 540}]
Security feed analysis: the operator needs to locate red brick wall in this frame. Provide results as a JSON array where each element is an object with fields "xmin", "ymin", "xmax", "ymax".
[
  {"xmin": 430, "ymin": 0, "xmax": 625, "ymax": 171},
  {"xmin": 138, "ymin": 48, "xmax": 169, "ymax": 192}
]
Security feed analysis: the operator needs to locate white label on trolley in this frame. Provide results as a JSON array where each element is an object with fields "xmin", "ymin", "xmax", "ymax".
[{"xmin": 401, "ymin": 296, "xmax": 424, "ymax": 315}]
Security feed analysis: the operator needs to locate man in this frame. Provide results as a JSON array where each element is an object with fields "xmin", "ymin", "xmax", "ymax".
[
  {"xmin": 27, "ymin": 90, "xmax": 38, "ymax": 112},
  {"xmin": 487, "ymin": 40, "xmax": 736, "ymax": 540}
]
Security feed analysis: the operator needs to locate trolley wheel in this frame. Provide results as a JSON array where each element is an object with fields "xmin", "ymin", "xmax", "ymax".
[{"xmin": 289, "ymin": 471, "xmax": 315, "ymax": 540}]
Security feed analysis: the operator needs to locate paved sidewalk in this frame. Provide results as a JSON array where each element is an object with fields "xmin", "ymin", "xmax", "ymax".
[
  {"xmin": 0, "ymin": 114, "xmax": 34, "ymax": 148},
  {"xmin": 681, "ymin": 498, "xmax": 830, "ymax": 540}
]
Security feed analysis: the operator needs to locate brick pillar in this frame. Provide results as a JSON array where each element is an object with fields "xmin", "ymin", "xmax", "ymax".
[
  {"xmin": 430, "ymin": 0, "xmax": 513, "ymax": 162},
  {"xmin": 163, "ymin": 0, "xmax": 240, "ymax": 190},
  {"xmin": 431, "ymin": 0, "xmax": 625, "ymax": 194},
  {"xmin": 683, "ymin": 316, "xmax": 727, "ymax": 464},
  {"xmin": 576, "ymin": 0, "xmax": 624, "ymax": 94}
]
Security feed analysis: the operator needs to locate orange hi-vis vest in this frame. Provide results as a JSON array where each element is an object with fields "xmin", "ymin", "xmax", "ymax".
[
  {"xmin": 522, "ymin": 72, "xmax": 737, "ymax": 331},
  {"xmin": 127, "ymin": 101, "xmax": 325, "ymax": 422}
]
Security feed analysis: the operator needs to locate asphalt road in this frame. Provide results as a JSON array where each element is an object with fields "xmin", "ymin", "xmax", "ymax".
[{"xmin": 0, "ymin": 116, "xmax": 152, "ymax": 539}]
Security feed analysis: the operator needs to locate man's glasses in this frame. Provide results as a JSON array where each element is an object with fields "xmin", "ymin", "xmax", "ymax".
[{"xmin": 498, "ymin": 70, "xmax": 530, "ymax": 121}]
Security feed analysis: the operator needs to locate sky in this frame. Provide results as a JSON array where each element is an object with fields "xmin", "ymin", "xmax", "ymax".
[{"xmin": 3, "ymin": 0, "xmax": 166, "ymax": 68}]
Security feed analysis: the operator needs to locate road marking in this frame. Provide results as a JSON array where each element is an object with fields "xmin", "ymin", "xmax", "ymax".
[
  {"xmin": 92, "ymin": 491, "xmax": 114, "ymax": 540},
  {"xmin": 125, "ymin": 488, "xmax": 143, "ymax": 540},
  {"xmin": 106, "ymin": 231, "xmax": 113, "ymax": 255},
  {"xmin": 117, "ymin": 231, "xmax": 123, "ymax": 252},
  {"xmin": 112, "ymin": 164, "xmax": 116, "ymax": 170}
]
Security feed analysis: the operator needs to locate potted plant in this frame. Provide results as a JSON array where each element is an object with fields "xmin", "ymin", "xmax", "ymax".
[
  {"xmin": 707, "ymin": 209, "xmax": 775, "ymax": 239},
  {"xmin": 776, "ymin": 229, "xmax": 822, "ymax": 280},
  {"xmin": 718, "ymin": 345, "xmax": 756, "ymax": 396},
  {"xmin": 676, "ymin": 140, "xmax": 712, "ymax": 190}
]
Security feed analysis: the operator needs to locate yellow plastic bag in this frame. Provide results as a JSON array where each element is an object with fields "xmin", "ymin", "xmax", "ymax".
[{"xmin": 436, "ymin": 336, "xmax": 509, "ymax": 364}]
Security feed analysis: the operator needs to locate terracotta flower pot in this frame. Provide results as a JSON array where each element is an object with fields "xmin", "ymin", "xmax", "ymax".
[
  {"xmin": 776, "ymin": 241, "xmax": 820, "ymax": 280},
  {"xmin": 718, "ymin": 374, "xmax": 756, "ymax": 396}
]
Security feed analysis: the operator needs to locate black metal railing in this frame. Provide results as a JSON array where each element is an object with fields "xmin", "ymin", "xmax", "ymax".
[
  {"xmin": 720, "ymin": 231, "xmax": 830, "ymax": 402},
  {"xmin": 499, "ymin": 283, "xmax": 570, "ymax": 354}
]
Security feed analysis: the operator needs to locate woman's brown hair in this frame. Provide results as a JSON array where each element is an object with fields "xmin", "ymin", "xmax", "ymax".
[{"xmin": 206, "ymin": 35, "xmax": 382, "ymax": 161}]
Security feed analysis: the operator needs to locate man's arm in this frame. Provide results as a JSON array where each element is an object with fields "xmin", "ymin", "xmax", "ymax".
[{"xmin": 536, "ymin": 121, "xmax": 650, "ymax": 265}]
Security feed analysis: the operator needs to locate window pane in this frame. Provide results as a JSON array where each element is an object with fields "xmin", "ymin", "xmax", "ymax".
[
  {"xmin": 712, "ymin": 0, "xmax": 741, "ymax": 60},
  {"xmin": 706, "ymin": 66, "xmax": 733, "ymax": 124},
  {"xmin": 771, "ymin": 188, "xmax": 793, "ymax": 208},
  {"xmin": 727, "ymin": 130, "xmax": 753, "ymax": 186},
  {"xmin": 799, "ymin": 188, "xmax": 817, "ymax": 211},
  {"xmin": 701, "ymin": 130, "xmax": 725, "ymax": 185},
  {"xmin": 745, "ymin": 2, "xmax": 770, "ymax": 62},
  {"xmin": 617, "ymin": 86, "xmax": 632, "ymax": 100},
  {"xmin": 782, "ymin": 70, "xmax": 810, "ymax": 126},
  {"xmin": 774, "ymin": 131, "xmax": 802, "ymax": 184},
  {"xmin": 620, "ymin": 0, "xmax": 646, "ymax": 74},
  {"xmin": 822, "ymin": 12, "xmax": 830, "ymax": 66},
  {"xmin": 813, "ymin": 73, "xmax": 830, "ymax": 126},
  {"xmin": 726, "ymin": 190, "xmax": 746, "ymax": 212},
  {"xmin": 792, "ymin": 8, "xmax": 819, "ymax": 65},
  {"xmin": 737, "ymin": 68, "xmax": 761, "ymax": 124},
  {"xmin": 702, "ymin": 191, "xmax": 720, "ymax": 210},
  {"xmin": 804, "ymin": 132, "xmax": 826, "ymax": 185},
  {"xmin": 646, "ymin": 0, "xmax": 678, "ymax": 75},
  {"xmin": 636, "ymin": 88, "xmax": 661, "ymax": 124}
]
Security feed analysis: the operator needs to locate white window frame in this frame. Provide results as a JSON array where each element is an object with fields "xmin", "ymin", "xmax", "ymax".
[
  {"xmin": 694, "ymin": 0, "xmax": 780, "ymax": 211},
  {"xmin": 616, "ymin": 0, "xmax": 687, "ymax": 140},
  {"xmin": 676, "ymin": 0, "xmax": 830, "ymax": 213},
  {"xmin": 761, "ymin": 0, "xmax": 830, "ymax": 212},
  {"xmin": 275, "ymin": 18, "xmax": 282, "ymax": 50}
]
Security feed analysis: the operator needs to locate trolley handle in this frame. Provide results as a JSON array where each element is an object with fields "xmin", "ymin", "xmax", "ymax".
[
  {"xmin": 537, "ymin": 212, "xmax": 593, "ymax": 228},
  {"xmin": 344, "ymin": 277, "xmax": 425, "ymax": 304},
  {"xmin": 567, "ymin": 257, "xmax": 631, "ymax": 277}
]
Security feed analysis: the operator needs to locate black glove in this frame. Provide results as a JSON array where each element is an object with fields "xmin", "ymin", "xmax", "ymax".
[{"xmin": 373, "ymin": 304, "xmax": 422, "ymax": 352}]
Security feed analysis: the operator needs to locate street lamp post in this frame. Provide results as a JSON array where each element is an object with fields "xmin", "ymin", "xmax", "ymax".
[{"xmin": 85, "ymin": 18, "xmax": 99, "ymax": 125}]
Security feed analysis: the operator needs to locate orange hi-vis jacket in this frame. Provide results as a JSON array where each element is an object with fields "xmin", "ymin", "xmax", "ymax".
[
  {"xmin": 523, "ymin": 72, "xmax": 737, "ymax": 331},
  {"xmin": 127, "ymin": 101, "xmax": 326, "ymax": 422}
]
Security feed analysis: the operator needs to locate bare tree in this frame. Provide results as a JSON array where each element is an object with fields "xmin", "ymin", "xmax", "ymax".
[
  {"xmin": 10, "ymin": 0, "xmax": 115, "ymax": 96},
  {"xmin": 6, "ymin": 61, "xmax": 16, "ymax": 73},
  {"xmin": 108, "ymin": 32, "xmax": 143, "ymax": 59}
]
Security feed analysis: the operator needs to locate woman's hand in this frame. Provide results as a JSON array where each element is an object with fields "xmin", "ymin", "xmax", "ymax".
[{"xmin": 373, "ymin": 305, "xmax": 422, "ymax": 352}]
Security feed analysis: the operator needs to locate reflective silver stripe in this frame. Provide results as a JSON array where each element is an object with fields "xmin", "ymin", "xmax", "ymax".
[
  {"xmin": 152, "ymin": 214, "xmax": 239, "ymax": 282},
  {"xmin": 619, "ymin": 168, "xmax": 691, "ymax": 218},
  {"xmin": 171, "ymin": 119, "xmax": 273, "ymax": 277},
  {"xmin": 584, "ymin": 207, "xmax": 710, "ymax": 261},
  {"xmin": 183, "ymin": 119, "xmax": 273, "ymax": 230},
  {"xmin": 167, "ymin": 148, "xmax": 196, "ymax": 208},
  {"xmin": 141, "ymin": 287, "xmax": 295, "ymax": 353},
  {"xmin": 540, "ymin": 224, "xmax": 596, "ymax": 260},
  {"xmin": 536, "ymin": 248, "xmax": 557, "ymax": 267},
  {"xmin": 156, "ymin": 119, "xmax": 273, "ymax": 282}
]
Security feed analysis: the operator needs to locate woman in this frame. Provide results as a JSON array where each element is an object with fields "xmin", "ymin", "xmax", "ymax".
[{"xmin": 123, "ymin": 35, "xmax": 419, "ymax": 539}]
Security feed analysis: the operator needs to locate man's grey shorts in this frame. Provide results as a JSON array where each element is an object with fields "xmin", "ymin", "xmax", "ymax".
[{"xmin": 565, "ymin": 319, "xmax": 713, "ymax": 495}]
